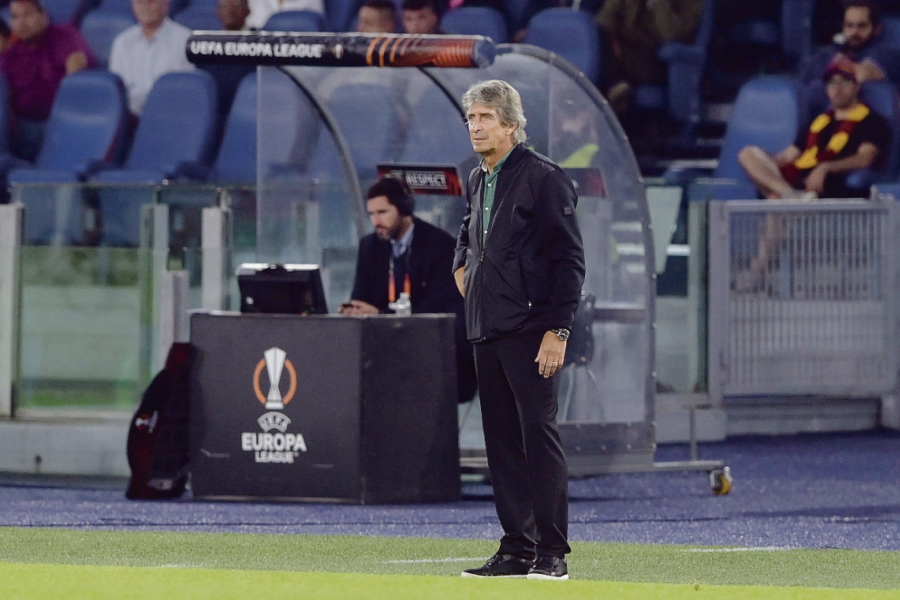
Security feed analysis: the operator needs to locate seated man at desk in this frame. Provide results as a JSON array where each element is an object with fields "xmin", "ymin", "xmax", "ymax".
[{"xmin": 340, "ymin": 176, "xmax": 477, "ymax": 404}]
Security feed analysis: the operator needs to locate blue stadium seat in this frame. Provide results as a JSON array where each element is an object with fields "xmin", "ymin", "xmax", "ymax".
[
  {"xmin": 523, "ymin": 8, "xmax": 601, "ymax": 84},
  {"xmin": 79, "ymin": 6, "xmax": 136, "ymax": 69},
  {"xmin": 173, "ymin": 5, "xmax": 222, "ymax": 30},
  {"xmin": 501, "ymin": 0, "xmax": 539, "ymax": 35},
  {"xmin": 325, "ymin": 0, "xmax": 362, "ymax": 31},
  {"xmin": 44, "ymin": 0, "xmax": 99, "ymax": 25},
  {"xmin": 781, "ymin": 0, "xmax": 814, "ymax": 66},
  {"xmin": 209, "ymin": 72, "xmax": 257, "ymax": 184},
  {"xmin": 262, "ymin": 9, "xmax": 325, "ymax": 31},
  {"xmin": 843, "ymin": 80, "xmax": 900, "ymax": 194},
  {"xmin": 319, "ymin": 81, "xmax": 404, "ymax": 180},
  {"xmin": 876, "ymin": 15, "xmax": 900, "ymax": 48},
  {"xmin": 93, "ymin": 71, "xmax": 218, "ymax": 246},
  {"xmin": 258, "ymin": 69, "xmax": 320, "ymax": 177},
  {"xmin": 300, "ymin": 80, "xmax": 404, "ymax": 247},
  {"xmin": 440, "ymin": 7, "xmax": 509, "ymax": 43},
  {"xmin": 9, "ymin": 71, "xmax": 127, "ymax": 182},
  {"xmin": 632, "ymin": 0, "xmax": 715, "ymax": 139},
  {"xmin": 677, "ymin": 76, "xmax": 801, "ymax": 201},
  {"xmin": 724, "ymin": 0, "xmax": 812, "ymax": 68},
  {"xmin": 399, "ymin": 84, "xmax": 471, "ymax": 166},
  {"xmin": 8, "ymin": 71, "xmax": 128, "ymax": 245}
]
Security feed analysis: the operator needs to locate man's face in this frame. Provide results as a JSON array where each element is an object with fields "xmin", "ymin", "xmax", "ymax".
[
  {"xmin": 825, "ymin": 74, "xmax": 860, "ymax": 109},
  {"xmin": 368, "ymin": 195, "xmax": 404, "ymax": 240},
  {"xmin": 133, "ymin": 0, "xmax": 169, "ymax": 29},
  {"xmin": 402, "ymin": 7, "xmax": 438, "ymax": 34},
  {"xmin": 466, "ymin": 102, "xmax": 516, "ymax": 158},
  {"xmin": 357, "ymin": 7, "xmax": 394, "ymax": 33},
  {"xmin": 217, "ymin": 0, "xmax": 249, "ymax": 30},
  {"xmin": 843, "ymin": 6, "xmax": 877, "ymax": 49},
  {"xmin": 10, "ymin": 0, "xmax": 49, "ymax": 43}
]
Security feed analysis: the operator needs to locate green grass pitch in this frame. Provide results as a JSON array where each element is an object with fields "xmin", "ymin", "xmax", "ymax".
[{"xmin": 2, "ymin": 528, "xmax": 898, "ymax": 599}]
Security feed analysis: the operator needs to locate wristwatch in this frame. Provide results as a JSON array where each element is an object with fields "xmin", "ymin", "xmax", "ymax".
[{"xmin": 551, "ymin": 328, "xmax": 570, "ymax": 342}]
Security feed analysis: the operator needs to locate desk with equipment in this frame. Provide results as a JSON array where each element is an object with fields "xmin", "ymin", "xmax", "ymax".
[{"xmin": 188, "ymin": 264, "xmax": 460, "ymax": 503}]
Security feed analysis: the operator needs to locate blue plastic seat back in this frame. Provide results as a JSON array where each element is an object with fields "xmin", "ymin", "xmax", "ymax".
[
  {"xmin": 717, "ymin": 76, "xmax": 800, "ymax": 182},
  {"xmin": 259, "ymin": 70, "xmax": 320, "ymax": 177},
  {"xmin": 668, "ymin": 0, "xmax": 714, "ymax": 122},
  {"xmin": 501, "ymin": 0, "xmax": 538, "ymax": 33},
  {"xmin": 440, "ymin": 7, "xmax": 509, "ymax": 43},
  {"xmin": 781, "ymin": 0, "xmax": 814, "ymax": 63},
  {"xmin": 0, "ymin": 77, "xmax": 11, "ymax": 155},
  {"xmin": 859, "ymin": 79, "xmax": 900, "ymax": 181},
  {"xmin": 315, "ymin": 81, "xmax": 404, "ymax": 179},
  {"xmin": 212, "ymin": 72, "xmax": 258, "ymax": 184},
  {"xmin": 878, "ymin": 16, "xmax": 900, "ymax": 48},
  {"xmin": 325, "ymin": 0, "xmax": 362, "ymax": 31},
  {"xmin": 123, "ymin": 71, "xmax": 218, "ymax": 174},
  {"xmin": 32, "ymin": 70, "xmax": 128, "ymax": 172},
  {"xmin": 79, "ymin": 7, "xmax": 137, "ymax": 69},
  {"xmin": 634, "ymin": 0, "xmax": 714, "ymax": 125},
  {"xmin": 524, "ymin": 8, "xmax": 601, "ymax": 84},
  {"xmin": 262, "ymin": 9, "xmax": 325, "ymax": 31},
  {"xmin": 173, "ymin": 5, "xmax": 222, "ymax": 30},
  {"xmin": 45, "ymin": 0, "xmax": 96, "ymax": 25},
  {"xmin": 400, "ymin": 84, "xmax": 471, "ymax": 166}
]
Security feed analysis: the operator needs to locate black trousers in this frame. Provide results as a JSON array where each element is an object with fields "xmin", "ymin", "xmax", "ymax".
[{"xmin": 474, "ymin": 330, "xmax": 571, "ymax": 559}]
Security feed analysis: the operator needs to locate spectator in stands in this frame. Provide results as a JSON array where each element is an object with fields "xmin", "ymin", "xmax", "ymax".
[
  {"xmin": 340, "ymin": 176, "xmax": 478, "ymax": 404},
  {"xmin": 357, "ymin": 0, "xmax": 397, "ymax": 33},
  {"xmin": 244, "ymin": 0, "xmax": 323, "ymax": 31},
  {"xmin": 217, "ymin": 0, "xmax": 251, "ymax": 30},
  {"xmin": 0, "ymin": 0, "xmax": 93, "ymax": 159},
  {"xmin": 800, "ymin": 0, "xmax": 900, "ymax": 115},
  {"xmin": 739, "ymin": 59, "xmax": 890, "ymax": 200},
  {"xmin": 109, "ymin": 0, "xmax": 195, "ymax": 116},
  {"xmin": 737, "ymin": 59, "xmax": 891, "ymax": 289},
  {"xmin": 402, "ymin": 0, "xmax": 443, "ymax": 34},
  {"xmin": 595, "ymin": 0, "xmax": 705, "ymax": 114}
]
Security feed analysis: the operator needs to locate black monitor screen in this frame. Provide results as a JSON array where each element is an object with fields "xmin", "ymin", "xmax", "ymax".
[{"xmin": 237, "ymin": 263, "xmax": 328, "ymax": 315}]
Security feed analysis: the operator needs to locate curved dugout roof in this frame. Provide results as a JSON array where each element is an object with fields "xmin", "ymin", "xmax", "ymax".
[{"xmin": 248, "ymin": 42, "xmax": 654, "ymax": 442}]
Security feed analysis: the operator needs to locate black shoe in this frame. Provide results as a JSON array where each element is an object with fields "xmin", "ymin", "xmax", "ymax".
[
  {"xmin": 461, "ymin": 553, "xmax": 532, "ymax": 577},
  {"xmin": 526, "ymin": 555, "xmax": 568, "ymax": 580}
]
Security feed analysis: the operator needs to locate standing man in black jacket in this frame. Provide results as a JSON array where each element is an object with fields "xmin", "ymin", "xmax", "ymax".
[
  {"xmin": 454, "ymin": 80, "xmax": 585, "ymax": 580},
  {"xmin": 340, "ymin": 176, "xmax": 477, "ymax": 404}
]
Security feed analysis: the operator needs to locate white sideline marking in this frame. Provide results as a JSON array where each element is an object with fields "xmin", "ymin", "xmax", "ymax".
[
  {"xmin": 384, "ymin": 557, "xmax": 485, "ymax": 564},
  {"xmin": 685, "ymin": 547, "xmax": 790, "ymax": 553}
]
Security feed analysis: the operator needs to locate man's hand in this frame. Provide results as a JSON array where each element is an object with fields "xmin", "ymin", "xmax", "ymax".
[
  {"xmin": 805, "ymin": 163, "xmax": 829, "ymax": 194},
  {"xmin": 338, "ymin": 299, "xmax": 380, "ymax": 315},
  {"xmin": 454, "ymin": 267, "xmax": 465, "ymax": 297},
  {"xmin": 65, "ymin": 51, "xmax": 88, "ymax": 75},
  {"xmin": 535, "ymin": 331, "xmax": 567, "ymax": 378}
]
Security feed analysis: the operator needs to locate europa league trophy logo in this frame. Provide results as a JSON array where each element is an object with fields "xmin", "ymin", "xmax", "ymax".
[
  {"xmin": 253, "ymin": 347, "xmax": 297, "ymax": 409},
  {"xmin": 264, "ymin": 347, "xmax": 287, "ymax": 410}
]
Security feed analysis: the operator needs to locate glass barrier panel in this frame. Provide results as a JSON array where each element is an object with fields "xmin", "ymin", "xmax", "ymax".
[{"xmin": 15, "ymin": 245, "xmax": 155, "ymax": 413}]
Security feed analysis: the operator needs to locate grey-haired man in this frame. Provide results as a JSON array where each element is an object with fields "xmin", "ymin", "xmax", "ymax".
[{"xmin": 453, "ymin": 80, "xmax": 585, "ymax": 580}]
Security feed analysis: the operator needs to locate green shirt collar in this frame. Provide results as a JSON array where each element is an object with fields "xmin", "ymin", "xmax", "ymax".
[{"xmin": 480, "ymin": 144, "xmax": 516, "ymax": 174}]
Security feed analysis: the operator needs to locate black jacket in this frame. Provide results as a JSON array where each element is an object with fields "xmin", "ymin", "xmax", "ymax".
[
  {"xmin": 453, "ymin": 144, "xmax": 585, "ymax": 342},
  {"xmin": 351, "ymin": 216, "xmax": 462, "ymax": 316}
]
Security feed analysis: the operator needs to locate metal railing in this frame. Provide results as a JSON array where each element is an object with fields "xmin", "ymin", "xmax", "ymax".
[{"xmin": 707, "ymin": 199, "xmax": 900, "ymax": 402}]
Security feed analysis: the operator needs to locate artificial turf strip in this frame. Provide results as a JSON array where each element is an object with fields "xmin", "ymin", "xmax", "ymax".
[
  {"xmin": 4, "ymin": 563, "xmax": 900, "ymax": 600},
  {"xmin": 1, "ymin": 528, "xmax": 899, "ymax": 591}
]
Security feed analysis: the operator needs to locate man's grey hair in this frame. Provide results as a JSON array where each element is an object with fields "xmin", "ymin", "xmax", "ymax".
[{"xmin": 462, "ymin": 80, "xmax": 528, "ymax": 145}]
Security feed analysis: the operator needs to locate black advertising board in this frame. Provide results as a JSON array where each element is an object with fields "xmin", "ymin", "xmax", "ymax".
[{"xmin": 188, "ymin": 312, "xmax": 460, "ymax": 503}]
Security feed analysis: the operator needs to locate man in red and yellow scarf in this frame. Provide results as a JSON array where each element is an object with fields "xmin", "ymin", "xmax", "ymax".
[{"xmin": 738, "ymin": 58, "xmax": 891, "ymax": 199}]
